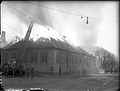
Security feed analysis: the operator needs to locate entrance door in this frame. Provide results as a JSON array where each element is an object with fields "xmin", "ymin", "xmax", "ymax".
[{"xmin": 59, "ymin": 67, "xmax": 61, "ymax": 76}]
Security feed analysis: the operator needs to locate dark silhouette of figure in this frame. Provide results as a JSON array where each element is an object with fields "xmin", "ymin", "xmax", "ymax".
[
  {"xmin": 59, "ymin": 67, "xmax": 61, "ymax": 76},
  {"xmin": 26, "ymin": 65, "xmax": 30, "ymax": 78},
  {"xmin": 30, "ymin": 65, "xmax": 35, "ymax": 78}
]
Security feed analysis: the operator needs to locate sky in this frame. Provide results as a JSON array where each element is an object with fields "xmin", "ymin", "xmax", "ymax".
[{"xmin": 1, "ymin": 1, "xmax": 119, "ymax": 57}]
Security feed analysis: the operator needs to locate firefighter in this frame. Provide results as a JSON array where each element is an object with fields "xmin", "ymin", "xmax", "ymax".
[{"xmin": 30, "ymin": 65, "xmax": 35, "ymax": 78}]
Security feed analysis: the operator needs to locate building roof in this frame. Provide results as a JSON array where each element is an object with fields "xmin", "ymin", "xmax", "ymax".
[{"xmin": 4, "ymin": 37, "xmax": 91, "ymax": 56}]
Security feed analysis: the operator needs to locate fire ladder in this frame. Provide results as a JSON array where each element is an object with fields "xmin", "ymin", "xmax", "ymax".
[{"xmin": 15, "ymin": 20, "xmax": 34, "ymax": 66}]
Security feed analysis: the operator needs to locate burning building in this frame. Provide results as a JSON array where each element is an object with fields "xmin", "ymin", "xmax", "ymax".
[
  {"xmin": 1, "ymin": 36, "xmax": 98, "ymax": 76},
  {"xmin": 1, "ymin": 21, "xmax": 98, "ymax": 76}
]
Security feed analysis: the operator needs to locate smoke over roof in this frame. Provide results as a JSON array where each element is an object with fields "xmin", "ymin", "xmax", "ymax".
[{"xmin": 1, "ymin": 1, "xmax": 118, "ymax": 56}]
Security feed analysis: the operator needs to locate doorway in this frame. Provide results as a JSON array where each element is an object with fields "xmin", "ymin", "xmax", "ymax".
[{"xmin": 59, "ymin": 67, "xmax": 61, "ymax": 76}]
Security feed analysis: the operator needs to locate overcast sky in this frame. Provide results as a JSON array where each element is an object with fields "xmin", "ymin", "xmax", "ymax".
[{"xmin": 1, "ymin": 1, "xmax": 119, "ymax": 56}]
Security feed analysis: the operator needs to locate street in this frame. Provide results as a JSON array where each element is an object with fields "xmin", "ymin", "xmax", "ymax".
[{"xmin": 2, "ymin": 75, "xmax": 119, "ymax": 91}]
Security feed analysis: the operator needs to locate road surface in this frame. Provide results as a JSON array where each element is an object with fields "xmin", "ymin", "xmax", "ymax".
[{"xmin": 1, "ymin": 75, "xmax": 119, "ymax": 91}]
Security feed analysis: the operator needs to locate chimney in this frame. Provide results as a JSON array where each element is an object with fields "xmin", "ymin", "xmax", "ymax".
[{"xmin": 1, "ymin": 31, "xmax": 6, "ymax": 42}]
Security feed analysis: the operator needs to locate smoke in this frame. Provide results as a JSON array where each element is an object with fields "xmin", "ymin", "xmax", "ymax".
[
  {"xmin": 2, "ymin": 1, "xmax": 101, "ymax": 48},
  {"xmin": 79, "ymin": 19, "xmax": 99, "ymax": 50},
  {"xmin": 74, "ymin": 5, "xmax": 101, "ymax": 49},
  {"xmin": 1, "ymin": 1, "xmax": 118, "ymax": 56},
  {"xmin": 3, "ymin": 1, "xmax": 53, "ymax": 26}
]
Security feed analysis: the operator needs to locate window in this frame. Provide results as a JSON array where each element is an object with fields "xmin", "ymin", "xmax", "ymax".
[
  {"xmin": 11, "ymin": 52, "xmax": 17, "ymax": 59},
  {"xmin": 71, "ymin": 55, "xmax": 73, "ymax": 64},
  {"xmin": 66, "ymin": 54, "xmax": 68, "ymax": 64},
  {"xmin": 3, "ymin": 52, "xmax": 9, "ymax": 63},
  {"xmin": 30, "ymin": 52, "xmax": 37, "ymax": 63},
  {"xmin": 74, "ymin": 56, "xmax": 77, "ymax": 64},
  {"xmin": 79, "ymin": 70, "xmax": 81, "ymax": 74},
  {"xmin": 50, "ymin": 66, "xmax": 54, "ymax": 71},
  {"xmin": 24, "ymin": 52, "xmax": 27, "ymax": 62},
  {"xmin": 41, "ymin": 51, "xmax": 48, "ymax": 63},
  {"xmin": 80, "ymin": 58, "xmax": 81, "ymax": 64}
]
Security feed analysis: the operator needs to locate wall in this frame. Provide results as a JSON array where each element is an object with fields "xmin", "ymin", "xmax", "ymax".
[{"xmin": 1, "ymin": 48, "xmax": 99, "ymax": 75}]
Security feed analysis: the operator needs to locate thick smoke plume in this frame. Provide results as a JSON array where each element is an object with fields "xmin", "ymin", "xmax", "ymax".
[{"xmin": 2, "ymin": 1, "xmax": 101, "ymax": 48}]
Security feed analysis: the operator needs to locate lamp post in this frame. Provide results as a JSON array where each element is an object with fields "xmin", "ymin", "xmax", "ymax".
[
  {"xmin": 67, "ymin": 43, "xmax": 68, "ymax": 75},
  {"xmin": 63, "ymin": 36, "xmax": 69, "ymax": 75}
]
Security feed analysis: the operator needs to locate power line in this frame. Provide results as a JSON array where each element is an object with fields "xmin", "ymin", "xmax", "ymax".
[
  {"xmin": 3, "ymin": 2, "xmax": 119, "ymax": 25},
  {"xmin": 3, "ymin": 2, "xmax": 41, "ymax": 25},
  {"xmin": 2, "ymin": 20, "xmax": 23, "ymax": 35},
  {"xmin": 28, "ymin": 3, "xmax": 119, "ymax": 23},
  {"xmin": 3, "ymin": 2, "xmax": 27, "ymax": 18}
]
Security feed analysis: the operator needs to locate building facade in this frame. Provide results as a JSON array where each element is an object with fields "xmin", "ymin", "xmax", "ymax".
[{"xmin": 1, "ymin": 37, "xmax": 98, "ymax": 75}]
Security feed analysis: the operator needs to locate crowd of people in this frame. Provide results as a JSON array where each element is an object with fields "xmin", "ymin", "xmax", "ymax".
[{"xmin": 0, "ymin": 63, "xmax": 35, "ymax": 78}]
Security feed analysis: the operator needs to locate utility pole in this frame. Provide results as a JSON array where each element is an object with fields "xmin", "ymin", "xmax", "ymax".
[
  {"xmin": 63, "ymin": 36, "xmax": 69, "ymax": 75},
  {"xmin": 67, "ymin": 42, "xmax": 69, "ymax": 75}
]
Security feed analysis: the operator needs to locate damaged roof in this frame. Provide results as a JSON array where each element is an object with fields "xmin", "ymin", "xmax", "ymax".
[{"xmin": 4, "ymin": 37, "xmax": 91, "ymax": 56}]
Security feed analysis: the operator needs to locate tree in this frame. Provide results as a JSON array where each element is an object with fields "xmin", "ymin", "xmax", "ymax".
[{"xmin": 101, "ymin": 53, "xmax": 117, "ymax": 73}]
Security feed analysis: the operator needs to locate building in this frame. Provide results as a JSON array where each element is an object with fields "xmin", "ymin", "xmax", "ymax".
[
  {"xmin": 85, "ymin": 47, "xmax": 118, "ymax": 73},
  {"xmin": 1, "ymin": 37, "xmax": 98, "ymax": 76},
  {"xmin": 0, "ymin": 31, "xmax": 7, "ymax": 48}
]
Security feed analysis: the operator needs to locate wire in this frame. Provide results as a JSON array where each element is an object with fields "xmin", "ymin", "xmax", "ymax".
[
  {"xmin": 3, "ymin": 2, "xmax": 27, "ymax": 18},
  {"xmin": 3, "ymin": 2, "xmax": 119, "ymax": 24},
  {"xmin": 28, "ymin": 3, "xmax": 119, "ymax": 23},
  {"xmin": 2, "ymin": 20, "xmax": 23, "ymax": 35},
  {"xmin": 3, "ymin": 2, "xmax": 41, "ymax": 25}
]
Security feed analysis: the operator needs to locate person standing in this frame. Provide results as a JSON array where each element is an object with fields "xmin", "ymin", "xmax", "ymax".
[
  {"xmin": 26, "ymin": 65, "xmax": 30, "ymax": 78},
  {"xmin": 30, "ymin": 65, "xmax": 35, "ymax": 78}
]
